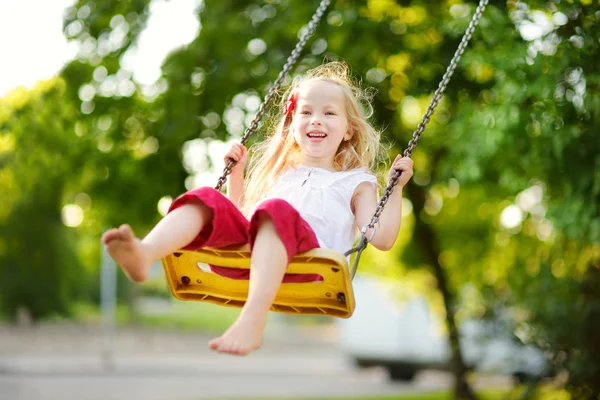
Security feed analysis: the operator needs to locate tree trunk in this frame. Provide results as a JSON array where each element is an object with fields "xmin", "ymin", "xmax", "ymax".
[{"xmin": 405, "ymin": 182, "xmax": 478, "ymax": 400}]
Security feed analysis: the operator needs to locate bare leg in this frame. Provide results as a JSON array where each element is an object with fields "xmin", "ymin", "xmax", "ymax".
[
  {"xmin": 208, "ymin": 213, "xmax": 287, "ymax": 356},
  {"xmin": 101, "ymin": 203, "xmax": 212, "ymax": 282}
]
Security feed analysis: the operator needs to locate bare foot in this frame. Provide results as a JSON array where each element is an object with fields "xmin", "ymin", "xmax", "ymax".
[
  {"xmin": 102, "ymin": 224, "xmax": 152, "ymax": 283},
  {"xmin": 208, "ymin": 314, "xmax": 266, "ymax": 356}
]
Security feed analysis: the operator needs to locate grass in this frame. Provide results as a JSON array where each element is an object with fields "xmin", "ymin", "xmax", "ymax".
[
  {"xmin": 250, "ymin": 386, "xmax": 571, "ymax": 400},
  {"xmin": 136, "ymin": 300, "xmax": 239, "ymax": 333},
  {"xmin": 69, "ymin": 298, "xmax": 239, "ymax": 334},
  {"xmin": 240, "ymin": 390, "xmax": 510, "ymax": 400}
]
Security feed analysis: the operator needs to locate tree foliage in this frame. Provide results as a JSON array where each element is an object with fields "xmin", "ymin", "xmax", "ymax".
[{"xmin": 0, "ymin": 80, "xmax": 86, "ymax": 318}]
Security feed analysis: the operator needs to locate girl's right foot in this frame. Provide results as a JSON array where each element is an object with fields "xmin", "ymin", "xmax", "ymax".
[
  {"xmin": 101, "ymin": 224, "xmax": 152, "ymax": 282},
  {"xmin": 208, "ymin": 312, "xmax": 265, "ymax": 356}
]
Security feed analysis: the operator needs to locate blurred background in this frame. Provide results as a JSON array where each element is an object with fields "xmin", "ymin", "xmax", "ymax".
[{"xmin": 0, "ymin": 0, "xmax": 598, "ymax": 399}]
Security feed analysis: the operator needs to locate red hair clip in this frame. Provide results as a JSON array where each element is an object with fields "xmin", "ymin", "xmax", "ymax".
[{"xmin": 283, "ymin": 91, "xmax": 297, "ymax": 115}]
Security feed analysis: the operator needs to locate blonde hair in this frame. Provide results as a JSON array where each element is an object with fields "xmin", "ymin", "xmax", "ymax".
[{"xmin": 242, "ymin": 61, "xmax": 384, "ymax": 214}]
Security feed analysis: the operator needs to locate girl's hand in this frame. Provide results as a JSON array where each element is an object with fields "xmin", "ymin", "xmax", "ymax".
[
  {"xmin": 224, "ymin": 143, "xmax": 248, "ymax": 175},
  {"xmin": 388, "ymin": 155, "xmax": 414, "ymax": 187}
]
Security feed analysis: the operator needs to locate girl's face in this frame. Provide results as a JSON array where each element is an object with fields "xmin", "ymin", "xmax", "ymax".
[{"xmin": 290, "ymin": 80, "xmax": 350, "ymax": 170}]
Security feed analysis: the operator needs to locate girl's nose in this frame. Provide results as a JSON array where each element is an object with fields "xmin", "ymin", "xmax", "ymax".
[{"xmin": 310, "ymin": 117, "xmax": 323, "ymax": 126}]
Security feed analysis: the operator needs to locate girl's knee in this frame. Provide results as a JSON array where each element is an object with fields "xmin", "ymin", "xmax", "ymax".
[
  {"xmin": 171, "ymin": 201, "xmax": 213, "ymax": 223},
  {"xmin": 191, "ymin": 186, "xmax": 221, "ymax": 197},
  {"xmin": 255, "ymin": 198, "xmax": 294, "ymax": 216},
  {"xmin": 193, "ymin": 200, "xmax": 214, "ymax": 220},
  {"xmin": 253, "ymin": 210, "xmax": 274, "ymax": 227},
  {"xmin": 170, "ymin": 187, "xmax": 220, "ymax": 220},
  {"xmin": 252, "ymin": 199, "xmax": 293, "ymax": 228}
]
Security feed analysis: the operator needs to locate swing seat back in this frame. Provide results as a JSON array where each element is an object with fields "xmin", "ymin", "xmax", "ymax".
[{"xmin": 161, "ymin": 245, "xmax": 356, "ymax": 318}]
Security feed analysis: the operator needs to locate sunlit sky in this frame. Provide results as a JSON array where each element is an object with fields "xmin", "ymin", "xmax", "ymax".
[
  {"xmin": 0, "ymin": 0, "xmax": 201, "ymax": 97},
  {"xmin": 1, "ymin": 0, "xmax": 231, "ymax": 222}
]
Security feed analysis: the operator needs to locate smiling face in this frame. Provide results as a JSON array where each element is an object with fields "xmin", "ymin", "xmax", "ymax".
[{"xmin": 290, "ymin": 79, "xmax": 350, "ymax": 170}]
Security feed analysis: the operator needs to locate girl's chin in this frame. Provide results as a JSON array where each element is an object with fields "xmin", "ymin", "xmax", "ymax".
[{"xmin": 301, "ymin": 151, "xmax": 335, "ymax": 159}]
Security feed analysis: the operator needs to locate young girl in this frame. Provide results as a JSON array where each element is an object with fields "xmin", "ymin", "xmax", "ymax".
[{"xmin": 101, "ymin": 62, "xmax": 414, "ymax": 356}]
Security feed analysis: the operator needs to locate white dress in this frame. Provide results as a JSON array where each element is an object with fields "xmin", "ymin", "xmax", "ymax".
[{"xmin": 258, "ymin": 165, "xmax": 378, "ymax": 255}]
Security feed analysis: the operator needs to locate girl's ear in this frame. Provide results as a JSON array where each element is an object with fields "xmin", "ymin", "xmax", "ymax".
[{"xmin": 344, "ymin": 130, "xmax": 353, "ymax": 141}]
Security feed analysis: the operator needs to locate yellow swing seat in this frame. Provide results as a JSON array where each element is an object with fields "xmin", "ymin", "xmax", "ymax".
[{"xmin": 161, "ymin": 245, "xmax": 356, "ymax": 318}]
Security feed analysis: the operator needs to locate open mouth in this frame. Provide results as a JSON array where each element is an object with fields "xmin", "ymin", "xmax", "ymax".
[{"xmin": 307, "ymin": 132, "xmax": 327, "ymax": 139}]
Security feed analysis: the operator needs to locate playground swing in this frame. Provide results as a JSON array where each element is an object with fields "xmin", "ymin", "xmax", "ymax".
[{"xmin": 161, "ymin": 0, "xmax": 489, "ymax": 318}]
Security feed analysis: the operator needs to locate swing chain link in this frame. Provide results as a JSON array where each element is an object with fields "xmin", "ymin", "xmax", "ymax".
[
  {"xmin": 402, "ymin": 0, "xmax": 489, "ymax": 163},
  {"xmin": 347, "ymin": 0, "xmax": 489, "ymax": 258},
  {"xmin": 215, "ymin": 0, "xmax": 332, "ymax": 191},
  {"xmin": 344, "ymin": 224, "xmax": 377, "ymax": 278}
]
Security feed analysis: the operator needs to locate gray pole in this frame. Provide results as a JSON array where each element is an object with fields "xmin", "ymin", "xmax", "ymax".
[{"xmin": 100, "ymin": 245, "xmax": 117, "ymax": 372}]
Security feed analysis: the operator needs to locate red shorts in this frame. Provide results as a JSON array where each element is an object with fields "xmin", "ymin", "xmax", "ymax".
[{"xmin": 168, "ymin": 187, "xmax": 321, "ymax": 283}]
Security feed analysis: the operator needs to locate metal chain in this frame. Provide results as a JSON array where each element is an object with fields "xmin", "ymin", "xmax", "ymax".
[
  {"xmin": 346, "ymin": 0, "xmax": 489, "ymax": 275},
  {"xmin": 215, "ymin": 0, "xmax": 332, "ymax": 191}
]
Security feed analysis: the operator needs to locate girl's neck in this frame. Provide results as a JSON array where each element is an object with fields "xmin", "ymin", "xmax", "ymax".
[{"xmin": 296, "ymin": 156, "xmax": 336, "ymax": 172}]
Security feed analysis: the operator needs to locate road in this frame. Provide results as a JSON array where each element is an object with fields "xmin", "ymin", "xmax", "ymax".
[
  {"xmin": 0, "ymin": 353, "xmax": 443, "ymax": 400},
  {"xmin": 0, "ymin": 322, "xmax": 507, "ymax": 400}
]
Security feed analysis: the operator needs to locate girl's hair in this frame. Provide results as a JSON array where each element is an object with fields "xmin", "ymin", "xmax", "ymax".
[{"xmin": 242, "ymin": 61, "xmax": 384, "ymax": 214}]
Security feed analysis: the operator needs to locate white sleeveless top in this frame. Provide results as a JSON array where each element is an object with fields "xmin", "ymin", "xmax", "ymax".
[{"xmin": 255, "ymin": 165, "xmax": 378, "ymax": 255}]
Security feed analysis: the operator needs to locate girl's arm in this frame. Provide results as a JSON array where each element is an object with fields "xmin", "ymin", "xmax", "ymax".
[
  {"xmin": 352, "ymin": 155, "xmax": 414, "ymax": 251},
  {"xmin": 227, "ymin": 171, "xmax": 245, "ymax": 208},
  {"xmin": 223, "ymin": 143, "xmax": 248, "ymax": 209}
]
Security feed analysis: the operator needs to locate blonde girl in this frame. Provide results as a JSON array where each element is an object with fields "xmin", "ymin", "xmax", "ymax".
[{"xmin": 101, "ymin": 61, "xmax": 414, "ymax": 356}]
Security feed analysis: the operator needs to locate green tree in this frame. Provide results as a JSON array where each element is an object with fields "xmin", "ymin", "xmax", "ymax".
[{"xmin": 0, "ymin": 80, "xmax": 87, "ymax": 319}]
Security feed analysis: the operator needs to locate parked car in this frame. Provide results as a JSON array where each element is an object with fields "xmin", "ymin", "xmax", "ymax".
[{"xmin": 337, "ymin": 275, "xmax": 549, "ymax": 382}]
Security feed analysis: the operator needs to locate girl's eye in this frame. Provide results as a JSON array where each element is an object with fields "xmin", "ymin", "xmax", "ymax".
[
  {"xmin": 326, "ymin": 111, "xmax": 336, "ymax": 115},
  {"xmin": 301, "ymin": 111, "xmax": 311, "ymax": 115}
]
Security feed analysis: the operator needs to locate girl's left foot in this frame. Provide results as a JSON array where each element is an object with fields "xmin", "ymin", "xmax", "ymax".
[
  {"xmin": 101, "ymin": 224, "xmax": 152, "ymax": 283},
  {"xmin": 208, "ymin": 314, "xmax": 265, "ymax": 356}
]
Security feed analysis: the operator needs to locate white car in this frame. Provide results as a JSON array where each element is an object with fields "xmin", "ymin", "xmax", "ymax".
[{"xmin": 337, "ymin": 275, "xmax": 549, "ymax": 381}]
